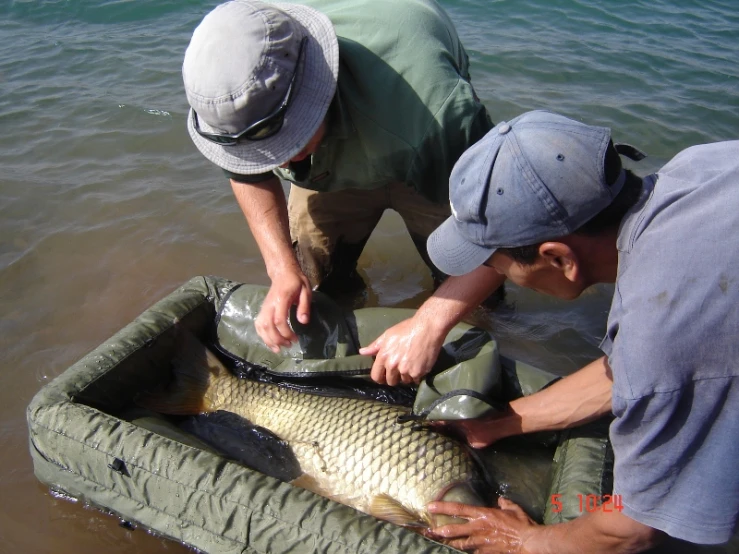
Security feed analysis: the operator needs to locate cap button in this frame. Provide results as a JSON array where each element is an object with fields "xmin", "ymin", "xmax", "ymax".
[{"xmin": 498, "ymin": 123, "xmax": 511, "ymax": 134}]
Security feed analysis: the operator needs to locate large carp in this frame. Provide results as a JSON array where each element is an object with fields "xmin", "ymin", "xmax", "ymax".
[{"xmin": 141, "ymin": 330, "xmax": 487, "ymax": 528}]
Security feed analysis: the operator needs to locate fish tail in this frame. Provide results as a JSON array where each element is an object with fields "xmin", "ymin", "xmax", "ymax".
[{"xmin": 137, "ymin": 328, "xmax": 228, "ymax": 415}]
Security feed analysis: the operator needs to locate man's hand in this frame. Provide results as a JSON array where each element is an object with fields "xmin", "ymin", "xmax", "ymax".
[
  {"xmin": 427, "ymin": 498, "xmax": 538, "ymax": 554},
  {"xmin": 431, "ymin": 412, "xmax": 516, "ymax": 449},
  {"xmin": 359, "ymin": 316, "xmax": 445, "ymax": 386},
  {"xmin": 429, "ymin": 496, "xmax": 664, "ymax": 554},
  {"xmin": 358, "ymin": 269, "xmax": 506, "ymax": 386},
  {"xmin": 255, "ymin": 269, "xmax": 312, "ymax": 352}
]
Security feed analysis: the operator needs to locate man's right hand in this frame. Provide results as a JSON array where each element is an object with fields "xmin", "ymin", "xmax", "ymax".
[
  {"xmin": 360, "ymin": 315, "xmax": 446, "ymax": 386},
  {"xmin": 430, "ymin": 412, "xmax": 515, "ymax": 449},
  {"xmin": 255, "ymin": 269, "xmax": 312, "ymax": 352},
  {"xmin": 229, "ymin": 177, "xmax": 314, "ymax": 353}
]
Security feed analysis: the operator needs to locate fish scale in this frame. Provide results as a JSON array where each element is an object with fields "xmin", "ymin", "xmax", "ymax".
[
  {"xmin": 207, "ymin": 375, "xmax": 482, "ymax": 524},
  {"xmin": 143, "ymin": 333, "xmax": 486, "ymax": 527}
]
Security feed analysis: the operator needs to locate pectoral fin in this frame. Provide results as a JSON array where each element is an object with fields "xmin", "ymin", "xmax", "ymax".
[{"xmin": 369, "ymin": 494, "xmax": 428, "ymax": 528}]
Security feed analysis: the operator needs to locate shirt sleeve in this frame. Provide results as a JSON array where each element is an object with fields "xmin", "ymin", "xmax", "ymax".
[
  {"xmin": 610, "ymin": 379, "xmax": 739, "ymax": 544},
  {"xmin": 223, "ymin": 169, "xmax": 275, "ymax": 184},
  {"xmin": 407, "ymin": 77, "xmax": 493, "ymax": 204}
]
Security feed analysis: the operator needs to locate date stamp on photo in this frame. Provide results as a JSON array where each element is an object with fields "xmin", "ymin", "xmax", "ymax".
[{"xmin": 550, "ymin": 493, "xmax": 624, "ymax": 513}]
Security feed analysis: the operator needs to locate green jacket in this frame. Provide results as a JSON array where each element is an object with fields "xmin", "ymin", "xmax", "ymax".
[{"xmin": 232, "ymin": 0, "xmax": 493, "ymax": 203}]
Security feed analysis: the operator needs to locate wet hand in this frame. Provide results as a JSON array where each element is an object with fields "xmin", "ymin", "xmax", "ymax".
[
  {"xmin": 430, "ymin": 415, "xmax": 508, "ymax": 450},
  {"xmin": 426, "ymin": 498, "xmax": 538, "ymax": 554},
  {"xmin": 359, "ymin": 317, "xmax": 443, "ymax": 386},
  {"xmin": 255, "ymin": 270, "xmax": 312, "ymax": 353}
]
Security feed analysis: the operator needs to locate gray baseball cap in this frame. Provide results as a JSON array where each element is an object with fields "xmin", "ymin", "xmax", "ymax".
[
  {"xmin": 428, "ymin": 110, "xmax": 631, "ymax": 276},
  {"xmin": 183, "ymin": 0, "xmax": 339, "ymax": 174}
]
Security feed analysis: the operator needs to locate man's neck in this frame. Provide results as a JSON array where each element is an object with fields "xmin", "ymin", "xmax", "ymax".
[{"xmin": 566, "ymin": 231, "xmax": 619, "ymax": 285}]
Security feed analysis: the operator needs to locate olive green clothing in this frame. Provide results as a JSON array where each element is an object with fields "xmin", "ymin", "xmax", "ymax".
[
  {"xmin": 231, "ymin": 0, "xmax": 493, "ymax": 203},
  {"xmin": 288, "ymin": 181, "xmax": 452, "ymax": 287}
]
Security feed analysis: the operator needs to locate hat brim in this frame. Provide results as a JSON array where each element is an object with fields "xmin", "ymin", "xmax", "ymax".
[
  {"xmin": 427, "ymin": 216, "xmax": 497, "ymax": 277},
  {"xmin": 187, "ymin": 3, "xmax": 339, "ymax": 175}
]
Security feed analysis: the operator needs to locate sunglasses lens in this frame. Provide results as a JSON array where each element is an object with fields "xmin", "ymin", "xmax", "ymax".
[
  {"xmin": 210, "ymin": 135, "xmax": 238, "ymax": 146},
  {"xmin": 243, "ymin": 113, "xmax": 286, "ymax": 140}
]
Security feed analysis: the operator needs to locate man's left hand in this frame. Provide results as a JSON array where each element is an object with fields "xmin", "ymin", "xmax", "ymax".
[{"xmin": 426, "ymin": 498, "xmax": 538, "ymax": 554}]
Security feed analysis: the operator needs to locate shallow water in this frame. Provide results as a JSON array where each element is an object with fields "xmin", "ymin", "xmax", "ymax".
[{"xmin": 1, "ymin": 0, "xmax": 737, "ymax": 551}]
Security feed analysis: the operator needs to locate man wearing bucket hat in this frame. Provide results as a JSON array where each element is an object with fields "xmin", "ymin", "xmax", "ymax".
[
  {"xmin": 422, "ymin": 110, "xmax": 738, "ymax": 552},
  {"xmin": 183, "ymin": 0, "xmax": 498, "ymax": 357}
]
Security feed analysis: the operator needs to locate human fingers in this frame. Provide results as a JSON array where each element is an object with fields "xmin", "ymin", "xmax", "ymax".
[
  {"xmin": 367, "ymin": 336, "xmax": 403, "ymax": 386},
  {"xmin": 445, "ymin": 535, "xmax": 514, "ymax": 554},
  {"xmin": 295, "ymin": 281, "xmax": 312, "ymax": 324},
  {"xmin": 452, "ymin": 419, "xmax": 502, "ymax": 450},
  {"xmin": 368, "ymin": 341, "xmax": 389, "ymax": 384},
  {"xmin": 400, "ymin": 371, "xmax": 415, "ymax": 385},
  {"xmin": 426, "ymin": 521, "xmax": 473, "ymax": 540},
  {"xmin": 498, "ymin": 497, "xmax": 526, "ymax": 514},
  {"xmin": 358, "ymin": 338, "xmax": 380, "ymax": 357},
  {"xmin": 272, "ymin": 293, "xmax": 298, "ymax": 345},
  {"xmin": 370, "ymin": 355, "xmax": 387, "ymax": 385},
  {"xmin": 255, "ymin": 280, "xmax": 301, "ymax": 351},
  {"xmin": 429, "ymin": 512, "xmax": 525, "ymax": 554},
  {"xmin": 428, "ymin": 501, "xmax": 484, "ymax": 521},
  {"xmin": 255, "ymin": 303, "xmax": 293, "ymax": 352},
  {"xmin": 384, "ymin": 362, "xmax": 401, "ymax": 386}
]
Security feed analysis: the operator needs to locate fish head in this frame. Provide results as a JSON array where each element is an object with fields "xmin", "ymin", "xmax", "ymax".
[{"xmin": 425, "ymin": 482, "xmax": 487, "ymax": 527}]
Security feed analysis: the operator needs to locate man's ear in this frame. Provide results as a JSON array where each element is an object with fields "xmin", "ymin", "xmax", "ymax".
[{"xmin": 539, "ymin": 242, "xmax": 579, "ymax": 282}]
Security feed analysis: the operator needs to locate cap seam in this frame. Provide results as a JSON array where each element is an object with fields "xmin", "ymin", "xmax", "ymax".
[{"xmin": 507, "ymin": 129, "xmax": 569, "ymax": 233}]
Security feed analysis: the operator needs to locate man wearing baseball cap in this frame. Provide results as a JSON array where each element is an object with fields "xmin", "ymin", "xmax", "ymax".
[
  {"xmin": 423, "ymin": 110, "xmax": 738, "ymax": 551},
  {"xmin": 183, "ymin": 0, "xmax": 499, "ymax": 361}
]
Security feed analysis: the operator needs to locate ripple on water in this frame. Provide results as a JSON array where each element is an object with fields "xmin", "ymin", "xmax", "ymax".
[{"xmin": 1, "ymin": 0, "xmax": 738, "ymax": 551}]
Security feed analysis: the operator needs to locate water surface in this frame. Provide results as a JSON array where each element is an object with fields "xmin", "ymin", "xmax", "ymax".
[{"xmin": 1, "ymin": 0, "xmax": 737, "ymax": 551}]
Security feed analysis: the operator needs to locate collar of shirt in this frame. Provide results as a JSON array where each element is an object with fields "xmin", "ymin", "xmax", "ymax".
[{"xmin": 616, "ymin": 175, "xmax": 656, "ymax": 254}]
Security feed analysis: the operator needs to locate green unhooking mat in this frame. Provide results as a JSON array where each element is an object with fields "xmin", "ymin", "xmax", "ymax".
[{"xmin": 27, "ymin": 276, "xmax": 613, "ymax": 554}]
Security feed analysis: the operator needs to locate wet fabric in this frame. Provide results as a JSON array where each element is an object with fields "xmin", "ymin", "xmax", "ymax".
[
  {"xmin": 214, "ymin": 283, "xmax": 504, "ymax": 421},
  {"xmin": 601, "ymin": 141, "xmax": 739, "ymax": 544},
  {"xmin": 27, "ymin": 276, "xmax": 614, "ymax": 553},
  {"xmin": 27, "ymin": 277, "xmax": 455, "ymax": 553}
]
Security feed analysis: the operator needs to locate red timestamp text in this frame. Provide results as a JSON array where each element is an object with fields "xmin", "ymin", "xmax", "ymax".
[{"xmin": 549, "ymin": 493, "xmax": 624, "ymax": 513}]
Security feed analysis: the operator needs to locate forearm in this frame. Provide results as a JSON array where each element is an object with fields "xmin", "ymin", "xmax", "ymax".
[
  {"xmin": 509, "ymin": 355, "xmax": 613, "ymax": 435},
  {"xmin": 230, "ymin": 177, "xmax": 300, "ymax": 278},
  {"xmin": 412, "ymin": 266, "xmax": 506, "ymax": 338},
  {"xmin": 524, "ymin": 508, "xmax": 663, "ymax": 554},
  {"xmin": 459, "ymin": 356, "xmax": 613, "ymax": 447}
]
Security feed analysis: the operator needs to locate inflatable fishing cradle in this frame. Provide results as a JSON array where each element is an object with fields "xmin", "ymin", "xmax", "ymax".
[{"xmin": 27, "ymin": 276, "xmax": 614, "ymax": 553}]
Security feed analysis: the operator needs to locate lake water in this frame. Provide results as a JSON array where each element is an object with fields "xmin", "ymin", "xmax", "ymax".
[{"xmin": 1, "ymin": 0, "xmax": 737, "ymax": 552}]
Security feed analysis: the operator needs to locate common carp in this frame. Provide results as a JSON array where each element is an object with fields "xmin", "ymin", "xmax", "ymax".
[{"xmin": 140, "ymin": 330, "xmax": 488, "ymax": 528}]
